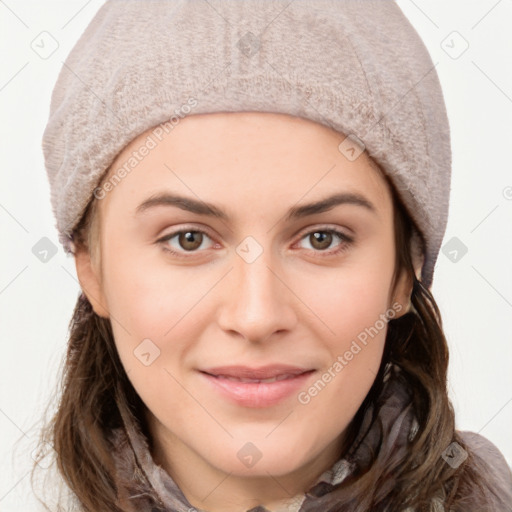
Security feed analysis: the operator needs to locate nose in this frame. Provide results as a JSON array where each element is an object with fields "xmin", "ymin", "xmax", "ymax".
[{"xmin": 216, "ymin": 246, "xmax": 298, "ymax": 343}]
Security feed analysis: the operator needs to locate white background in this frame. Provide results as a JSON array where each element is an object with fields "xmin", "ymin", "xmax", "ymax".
[{"xmin": 1, "ymin": 0, "xmax": 511, "ymax": 510}]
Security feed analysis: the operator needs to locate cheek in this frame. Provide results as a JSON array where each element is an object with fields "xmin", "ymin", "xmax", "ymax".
[
  {"xmin": 295, "ymin": 238, "xmax": 395, "ymax": 416},
  {"xmin": 307, "ymin": 269, "xmax": 390, "ymax": 395},
  {"xmin": 305, "ymin": 235, "xmax": 395, "ymax": 347},
  {"xmin": 101, "ymin": 236, "xmax": 201, "ymax": 339},
  {"xmin": 296, "ymin": 280, "xmax": 391, "ymax": 451},
  {"xmin": 104, "ymin": 267, "xmax": 172, "ymax": 340},
  {"xmin": 100, "ymin": 249, "xmax": 183, "ymax": 371},
  {"xmin": 101, "ymin": 249, "xmax": 218, "ymax": 401},
  {"xmin": 105, "ymin": 266, "xmax": 196, "ymax": 423}
]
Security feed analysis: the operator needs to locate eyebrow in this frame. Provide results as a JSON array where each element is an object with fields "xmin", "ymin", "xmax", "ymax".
[{"xmin": 135, "ymin": 191, "xmax": 376, "ymax": 221}]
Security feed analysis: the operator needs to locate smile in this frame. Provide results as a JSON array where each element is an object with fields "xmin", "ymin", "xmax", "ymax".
[{"xmin": 198, "ymin": 367, "xmax": 316, "ymax": 408}]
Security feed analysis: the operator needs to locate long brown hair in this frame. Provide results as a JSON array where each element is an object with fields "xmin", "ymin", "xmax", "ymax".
[{"xmin": 32, "ymin": 182, "xmax": 506, "ymax": 511}]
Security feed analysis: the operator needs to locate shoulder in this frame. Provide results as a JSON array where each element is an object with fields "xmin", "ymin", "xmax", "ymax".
[
  {"xmin": 457, "ymin": 430, "xmax": 512, "ymax": 505},
  {"xmin": 458, "ymin": 430, "xmax": 511, "ymax": 476}
]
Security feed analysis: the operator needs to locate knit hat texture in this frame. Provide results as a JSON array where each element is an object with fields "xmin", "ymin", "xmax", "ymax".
[{"xmin": 42, "ymin": 0, "xmax": 451, "ymax": 288}]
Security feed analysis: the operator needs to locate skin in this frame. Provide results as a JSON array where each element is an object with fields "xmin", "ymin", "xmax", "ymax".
[{"xmin": 75, "ymin": 112, "xmax": 414, "ymax": 512}]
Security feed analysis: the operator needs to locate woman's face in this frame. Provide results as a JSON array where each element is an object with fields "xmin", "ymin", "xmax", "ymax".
[{"xmin": 76, "ymin": 112, "xmax": 411, "ymax": 492}]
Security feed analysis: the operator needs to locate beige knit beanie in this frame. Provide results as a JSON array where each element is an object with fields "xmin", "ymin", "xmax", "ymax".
[{"xmin": 42, "ymin": 0, "xmax": 451, "ymax": 289}]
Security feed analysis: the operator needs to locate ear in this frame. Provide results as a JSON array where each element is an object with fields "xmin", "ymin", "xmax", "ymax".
[
  {"xmin": 390, "ymin": 258, "xmax": 423, "ymax": 320},
  {"xmin": 74, "ymin": 246, "xmax": 110, "ymax": 318},
  {"xmin": 390, "ymin": 226, "xmax": 425, "ymax": 317},
  {"xmin": 389, "ymin": 266, "xmax": 412, "ymax": 319}
]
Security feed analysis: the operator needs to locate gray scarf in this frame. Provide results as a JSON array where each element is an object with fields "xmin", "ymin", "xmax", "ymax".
[{"xmin": 109, "ymin": 366, "xmax": 432, "ymax": 511}]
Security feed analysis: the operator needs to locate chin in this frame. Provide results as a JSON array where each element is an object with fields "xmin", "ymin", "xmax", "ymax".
[{"xmin": 206, "ymin": 438, "xmax": 311, "ymax": 478}]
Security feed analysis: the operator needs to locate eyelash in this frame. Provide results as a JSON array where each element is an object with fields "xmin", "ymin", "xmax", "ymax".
[{"xmin": 156, "ymin": 225, "xmax": 354, "ymax": 259}]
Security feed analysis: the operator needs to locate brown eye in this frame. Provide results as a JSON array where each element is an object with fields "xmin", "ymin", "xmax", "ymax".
[
  {"xmin": 296, "ymin": 228, "xmax": 353, "ymax": 256},
  {"xmin": 157, "ymin": 229, "xmax": 215, "ymax": 256},
  {"xmin": 178, "ymin": 231, "xmax": 203, "ymax": 251},
  {"xmin": 309, "ymin": 231, "xmax": 333, "ymax": 251}
]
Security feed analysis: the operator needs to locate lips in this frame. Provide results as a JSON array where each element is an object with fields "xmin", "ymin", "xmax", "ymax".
[
  {"xmin": 211, "ymin": 374, "xmax": 298, "ymax": 384},
  {"xmin": 198, "ymin": 364, "xmax": 316, "ymax": 407},
  {"xmin": 200, "ymin": 364, "xmax": 312, "ymax": 381}
]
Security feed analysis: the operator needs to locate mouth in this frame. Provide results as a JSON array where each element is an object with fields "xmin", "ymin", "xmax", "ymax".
[
  {"xmin": 203, "ymin": 373, "xmax": 304, "ymax": 384},
  {"xmin": 198, "ymin": 365, "xmax": 316, "ymax": 408},
  {"xmin": 200, "ymin": 364, "xmax": 314, "ymax": 380}
]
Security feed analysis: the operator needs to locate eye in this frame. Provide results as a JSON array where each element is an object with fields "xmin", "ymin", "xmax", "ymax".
[
  {"xmin": 156, "ymin": 228, "xmax": 216, "ymax": 256},
  {"xmin": 296, "ymin": 228, "xmax": 353, "ymax": 255}
]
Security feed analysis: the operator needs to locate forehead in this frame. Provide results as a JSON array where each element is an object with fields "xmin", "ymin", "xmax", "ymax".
[{"xmin": 98, "ymin": 111, "xmax": 392, "ymax": 218}]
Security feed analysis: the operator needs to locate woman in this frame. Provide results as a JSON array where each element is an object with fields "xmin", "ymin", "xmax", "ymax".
[{"xmin": 35, "ymin": 0, "xmax": 512, "ymax": 510}]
